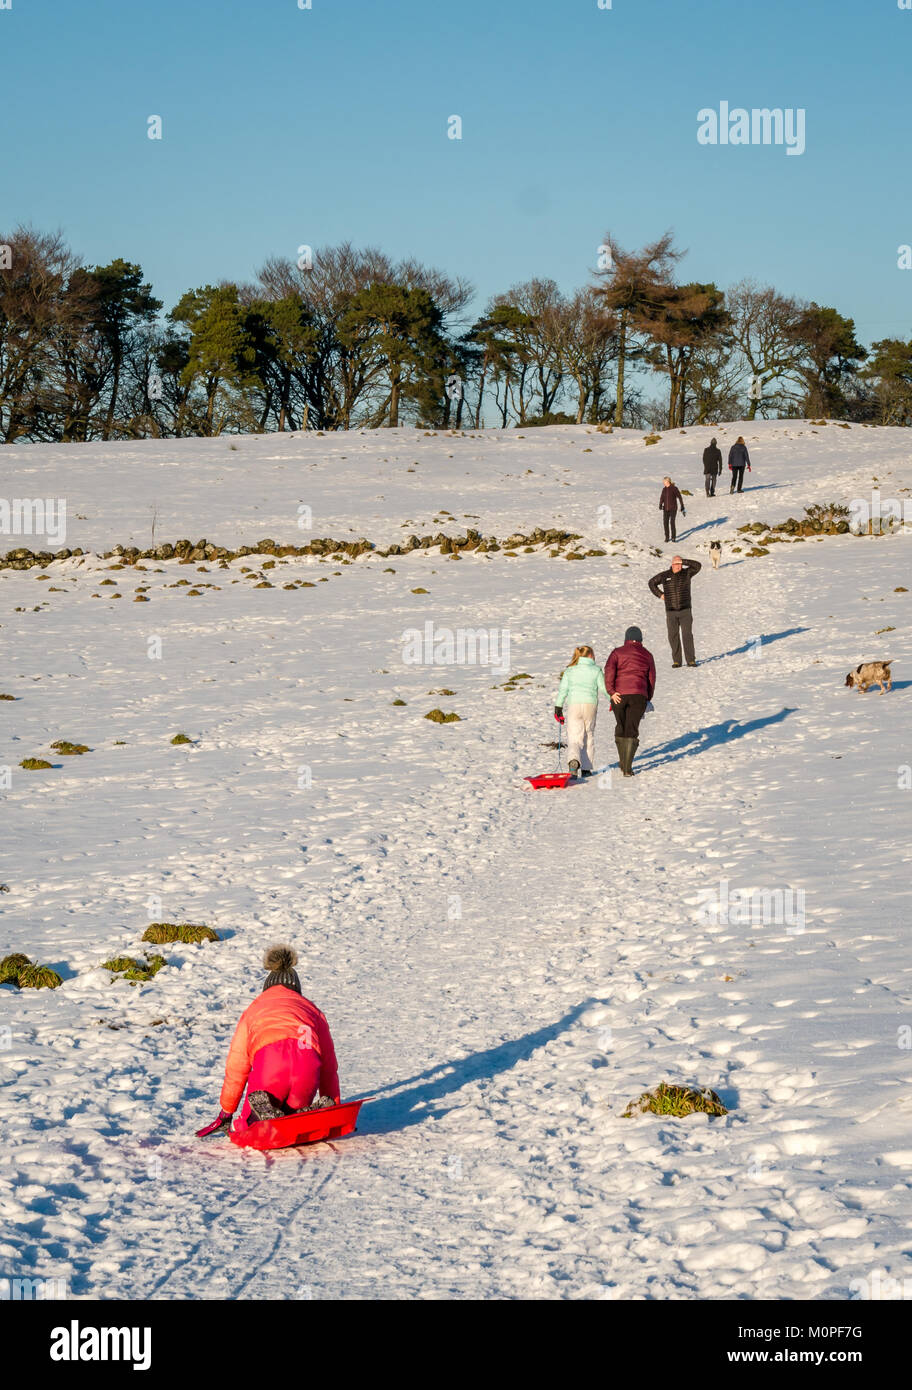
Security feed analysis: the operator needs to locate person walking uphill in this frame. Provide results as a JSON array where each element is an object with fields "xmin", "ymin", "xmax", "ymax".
[
  {"xmin": 659, "ymin": 476, "xmax": 685, "ymax": 542},
  {"xmin": 554, "ymin": 645, "xmax": 608, "ymax": 779},
  {"xmin": 604, "ymin": 626, "xmax": 656, "ymax": 778},
  {"xmin": 702, "ymin": 438, "xmax": 723, "ymax": 497},
  {"xmin": 201, "ymin": 946, "xmax": 341, "ymax": 1134},
  {"xmin": 649, "ymin": 554, "xmax": 702, "ymax": 668},
  {"xmin": 728, "ymin": 437, "xmax": 752, "ymax": 493}
]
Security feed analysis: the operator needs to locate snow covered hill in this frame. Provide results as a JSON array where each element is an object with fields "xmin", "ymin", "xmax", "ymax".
[{"xmin": 1, "ymin": 420, "xmax": 910, "ymax": 1300}]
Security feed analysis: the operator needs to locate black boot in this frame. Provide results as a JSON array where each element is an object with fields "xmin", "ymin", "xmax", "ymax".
[
  {"xmin": 628, "ymin": 738, "xmax": 640, "ymax": 776},
  {"xmin": 616, "ymin": 737, "xmax": 636, "ymax": 777},
  {"xmin": 247, "ymin": 1090, "xmax": 287, "ymax": 1122}
]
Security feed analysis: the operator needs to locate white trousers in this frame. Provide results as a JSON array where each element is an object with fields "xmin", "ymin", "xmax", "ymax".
[{"xmin": 565, "ymin": 702, "xmax": 598, "ymax": 771}]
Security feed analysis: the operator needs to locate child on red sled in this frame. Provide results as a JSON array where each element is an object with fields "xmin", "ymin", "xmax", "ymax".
[{"xmin": 198, "ymin": 946, "xmax": 340, "ymax": 1135}]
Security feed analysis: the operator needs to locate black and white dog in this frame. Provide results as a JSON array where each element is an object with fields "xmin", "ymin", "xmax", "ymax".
[{"xmin": 709, "ymin": 540, "xmax": 722, "ymax": 570}]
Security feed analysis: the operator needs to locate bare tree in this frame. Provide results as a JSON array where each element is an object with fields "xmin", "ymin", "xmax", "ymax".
[
  {"xmin": 493, "ymin": 278, "xmax": 567, "ymax": 420},
  {"xmin": 685, "ymin": 339, "xmax": 745, "ymax": 424},
  {"xmin": 0, "ymin": 226, "xmax": 84, "ymax": 441},
  {"xmin": 561, "ymin": 288, "xmax": 618, "ymax": 423},
  {"xmin": 726, "ymin": 281, "xmax": 804, "ymax": 418}
]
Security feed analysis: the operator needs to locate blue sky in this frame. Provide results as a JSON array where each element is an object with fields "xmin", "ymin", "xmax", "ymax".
[{"xmin": 3, "ymin": 0, "xmax": 911, "ymax": 343}]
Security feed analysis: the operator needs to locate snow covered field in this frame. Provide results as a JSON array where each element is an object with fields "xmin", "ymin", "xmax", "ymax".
[{"xmin": 1, "ymin": 420, "xmax": 910, "ymax": 1300}]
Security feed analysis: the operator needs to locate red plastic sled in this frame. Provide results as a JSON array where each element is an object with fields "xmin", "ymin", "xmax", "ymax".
[
  {"xmin": 526, "ymin": 714, "xmax": 575, "ymax": 788},
  {"xmin": 525, "ymin": 772, "xmax": 573, "ymax": 789},
  {"xmin": 229, "ymin": 1098, "xmax": 367, "ymax": 1152}
]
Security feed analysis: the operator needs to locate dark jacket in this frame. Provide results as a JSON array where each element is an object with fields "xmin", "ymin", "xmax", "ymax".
[
  {"xmin": 648, "ymin": 558, "xmax": 702, "ymax": 611},
  {"xmin": 702, "ymin": 443, "xmax": 723, "ymax": 474},
  {"xmin": 659, "ymin": 484, "xmax": 684, "ymax": 513},
  {"xmin": 728, "ymin": 441, "xmax": 751, "ymax": 470},
  {"xmin": 604, "ymin": 641, "xmax": 656, "ymax": 700}
]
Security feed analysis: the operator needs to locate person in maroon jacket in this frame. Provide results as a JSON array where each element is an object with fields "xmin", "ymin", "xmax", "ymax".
[
  {"xmin": 603, "ymin": 626, "xmax": 656, "ymax": 778},
  {"xmin": 659, "ymin": 476, "xmax": 685, "ymax": 543}
]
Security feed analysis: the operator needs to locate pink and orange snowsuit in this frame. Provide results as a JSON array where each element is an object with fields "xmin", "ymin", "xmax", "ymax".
[{"xmin": 220, "ymin": 985, "xmax": 340, "ymax": 1123}]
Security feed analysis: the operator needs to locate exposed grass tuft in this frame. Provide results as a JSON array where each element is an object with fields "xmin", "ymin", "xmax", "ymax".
[
  {"xmin": 623, "ymin": 1082, "xmax": 728, "ymax": 1119},
  {"xmin": 103, "ymin": 954, "xmax": 167, "ymax": 984},
  {"xmin": 141, "ymin": 923, "xmax": 219, "ymax": 945},
  {"xmin": 0, "ymin": 954, "xmax": 62, "ymax": 989}
]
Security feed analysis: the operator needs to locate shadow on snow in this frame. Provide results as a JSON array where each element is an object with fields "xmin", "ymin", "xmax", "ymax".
[
  {"xmin": 360, "ymin": 1001, "xmax": 595, "ymax": 1133},
  {"xmin": 675, "ymin": 515, "xmax": 729, "ymax": 540},
  {"xmin": 699, "ymin": 627, "xmax": 810, "ymax": 663},
  {"xmin": 640, "ymin": 707, "xmax": 797, "ymax": 770}
]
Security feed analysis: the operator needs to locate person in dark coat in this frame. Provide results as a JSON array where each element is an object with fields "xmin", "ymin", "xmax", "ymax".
[
  {"xmin": 702, "ymin": 438, "xmax": 723, "ymax": 497},
  {"xmin": 648, "ymin": 554, "xmax": 702, "ymax": 667},
  {"xmin": 604, "ymin": 626, "xmax": 656, "ymax": 778},
  {"xmin": 728, "ymin": 437, "xmax": 751, "ymax": 493},
  {"xmin": 659, "ymin": 476, "xmax": 685, "ymax": 542}
]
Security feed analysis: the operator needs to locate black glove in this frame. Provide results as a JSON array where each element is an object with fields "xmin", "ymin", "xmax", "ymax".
[{"xmin": 554, "ymin": 707, "xmax": 564, "ymax": 724}]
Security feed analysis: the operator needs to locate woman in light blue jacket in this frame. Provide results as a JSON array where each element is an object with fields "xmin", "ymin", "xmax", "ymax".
[{"xmin": 554, "ymin": 645, "xmax": 608, "ymax": 777}]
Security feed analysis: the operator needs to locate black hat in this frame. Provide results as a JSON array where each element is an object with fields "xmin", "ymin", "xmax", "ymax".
[
  {"xmin": 624, "ymin": 626, "xmax": 643, "ymax": 643},
  {"xmin": 262, "ymin": 945, "xmax": 301, "ymax": 993}
]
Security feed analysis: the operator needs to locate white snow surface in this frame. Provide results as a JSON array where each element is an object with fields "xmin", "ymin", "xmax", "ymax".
[{"xmin": 1, "ymin": 420, "xmax": 910, "ymax": 1300}]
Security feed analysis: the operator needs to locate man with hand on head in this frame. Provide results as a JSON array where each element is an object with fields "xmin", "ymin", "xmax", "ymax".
[{"xmin": 648, "ymin": 554, "xmax": 702, "ymax": 668}]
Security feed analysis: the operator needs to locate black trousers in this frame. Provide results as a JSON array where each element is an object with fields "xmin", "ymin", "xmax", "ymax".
[
  {"xmin": 612, "ymin": 693, "xmax": 648, "ymax": 738},
  {"xmin": 662, "ymin": 510, "xmax": 677, "ymax": 541},
  {"xmin": 704, "ymin": 473, "xmax": 717, "ymax": 496},
  {"xmin": 666, "ymin": 608, "xmax": 695, "ymax": 664},
  {"xmin": 730, "ymin": 466, "xmax": 745, "ymax": 492}
]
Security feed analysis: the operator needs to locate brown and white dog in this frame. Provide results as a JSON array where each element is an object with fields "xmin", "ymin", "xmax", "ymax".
[{"xmin": 845, "ymin": 661, "xmax": 894, "ymax": 694}]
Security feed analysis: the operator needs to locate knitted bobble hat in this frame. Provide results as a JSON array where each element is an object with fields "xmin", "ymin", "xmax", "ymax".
[
  {"xmin": 262, "ymin": 945, "xmax": 301, "ymax": 993},
  {"xmin": 624, "ymin": 626, "xmax": 643, "ymax": 643}
]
